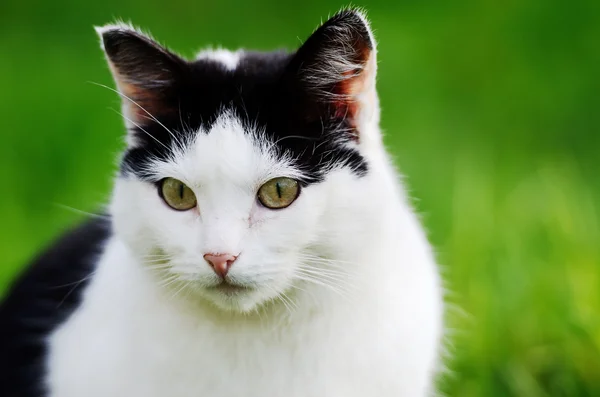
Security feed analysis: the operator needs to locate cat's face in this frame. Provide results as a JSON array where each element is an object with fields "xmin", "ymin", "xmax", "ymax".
[
  {"xmin": 101, "ymin": 10, "xmax": 379, "ymax": 312},
  {"xmin": 111, "ymin": 113, "xmax": 330, "ymax": 311}
]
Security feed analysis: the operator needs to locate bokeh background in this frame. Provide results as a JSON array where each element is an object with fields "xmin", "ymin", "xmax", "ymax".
[{"xmin": 1, "ymin": 0, "xmax": 599, "ymax": 395}]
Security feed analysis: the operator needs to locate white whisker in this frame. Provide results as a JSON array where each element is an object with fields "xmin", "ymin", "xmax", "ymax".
[
  {"xmin": 51, "ymin": 270, "xmax": 98, "ymax": 290},
  {"xmin": 278, "ymin": 291, "xmax": 296, "ymax": 315},
  {"xmin": 273, "ymin": 135, "xmax": 320, "ymax": 145},
  {"xmin": 291, "ymin": 274, "xmax": 349, "ymax": 299},
  {"xmin": 53, "ymin": 203, "xmax": 109, "ymax": 219},
  {"xmin": 169, "ymin": 280, "xmax": 189, "ymax": 301},
  {"xmin": 297, "ymin": 268, "xmax": 353, "ymax": 287},
  {"xmin": 296, "ymin": 264, "xmax": 353, "ymax": 279},
  {"xmin": 108, "ymin": 107, "xmax": 170, "ymax": 151},
  {"xmin": 297, "ymin": 253, "xmax": 356, "ymax": 266},
  {"xmin": 89, "ymin": 81, "xmax": 186, "ymax": 151}
]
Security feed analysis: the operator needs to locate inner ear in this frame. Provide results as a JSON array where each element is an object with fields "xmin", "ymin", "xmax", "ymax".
[
  {"xmin": 281, "ymin": 9, "xmax": 377, "ymax": 135},
  {"xmin": 96, "ymin": 24, "xmax": 188, "ymax": 126}
]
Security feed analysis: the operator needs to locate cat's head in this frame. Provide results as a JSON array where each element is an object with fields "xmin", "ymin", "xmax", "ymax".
[{"xmin": 98, "ymin": 9, "xmax": 383, "ymax": 312}]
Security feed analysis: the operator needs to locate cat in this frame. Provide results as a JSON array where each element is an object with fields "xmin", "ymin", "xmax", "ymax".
[{"xmin": 0, "ymin": 8, "xmax": 444, "ymax": 397}]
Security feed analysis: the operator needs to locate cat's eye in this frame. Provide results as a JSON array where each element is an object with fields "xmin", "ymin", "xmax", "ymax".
[
  {"xmin": 257, "ymin": 177, "xmax": 300, "ymax": 209},
  {"xmin": 160, "ymin": 178, "xmax": 197, "ymax": 211}
]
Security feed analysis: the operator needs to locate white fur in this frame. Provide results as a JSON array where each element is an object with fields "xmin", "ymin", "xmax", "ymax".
[
  {"xmin": 47, "ymin": 15, "xmax": 444, "ymax": 397},
  {"xmin": 196, "ymin": 48, "xmax": 242, "ymax": 71}
]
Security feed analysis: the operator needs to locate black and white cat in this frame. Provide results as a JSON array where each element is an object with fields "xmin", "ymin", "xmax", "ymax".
[{"xmin": 0, "ymin": 9, "xmax": 444, "ymax": 397}]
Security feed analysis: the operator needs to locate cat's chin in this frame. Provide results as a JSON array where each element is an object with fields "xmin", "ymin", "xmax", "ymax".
[{"xmin": 198, "ymin": 285, "xmax": 268, "ymax": 313}]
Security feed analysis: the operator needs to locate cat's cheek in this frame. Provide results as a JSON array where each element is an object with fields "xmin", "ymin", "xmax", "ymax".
[
  {"xmin": 110, "ymin": 178, "xmax": 152, "ymax": 253},
  {"xmin": 111, "ymin": 178, "xmax": 198, "ymax": 260}
]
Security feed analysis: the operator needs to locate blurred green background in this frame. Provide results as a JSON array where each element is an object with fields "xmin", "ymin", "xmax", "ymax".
[{"xmin": 1, "ymin": 0, "xmax": 599, "ymax": 395}]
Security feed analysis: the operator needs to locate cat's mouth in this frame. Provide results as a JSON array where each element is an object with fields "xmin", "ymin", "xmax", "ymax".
[{"xmin": 209, "ymin": 281, "xmax": 251, "ymax": 296}]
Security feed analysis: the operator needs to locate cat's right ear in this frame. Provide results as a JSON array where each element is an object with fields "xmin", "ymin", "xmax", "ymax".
[{"xmin": 95, "ymin": 24, "xmax": 187, "ymax": 128}]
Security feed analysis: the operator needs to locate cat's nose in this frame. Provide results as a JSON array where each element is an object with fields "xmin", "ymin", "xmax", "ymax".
[{"xmin": 203, "ymin": 253, "xmax": 237, "ymax": 278}]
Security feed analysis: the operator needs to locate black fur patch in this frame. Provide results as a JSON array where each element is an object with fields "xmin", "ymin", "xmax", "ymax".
[
  {"xmin": 104, "ymin": 10, "xmax": 373, "ymax": 185},
  {"xmin": 0, "ymin": 218, "xmax": 110, "ymax": 396}
]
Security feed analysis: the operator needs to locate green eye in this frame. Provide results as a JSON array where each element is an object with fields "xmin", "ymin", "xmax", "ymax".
[
  {"xmin": 160, "ymin": 178, "xmax": 197, "ymax": 211},
  {"xmin": 257, "ymin": 177, "xmax": 300, "ymax": 209}
]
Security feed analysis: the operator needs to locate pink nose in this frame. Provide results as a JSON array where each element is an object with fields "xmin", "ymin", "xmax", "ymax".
[{"xmin": 203, "ymin": 253, "xmax": 237, "ymax": 278}]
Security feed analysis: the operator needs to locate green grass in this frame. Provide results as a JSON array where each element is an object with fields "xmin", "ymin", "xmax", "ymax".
[{"xmin": 1, "ymin": 0, "xmax": 599, "ymax": 395}]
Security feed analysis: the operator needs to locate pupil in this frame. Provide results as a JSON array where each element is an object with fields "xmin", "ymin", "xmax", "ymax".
[
  {"xmin": 179, "ymin": 183, "xmax": 184, "ymax": 199},
  {"xmin": 276, "ymin": 182, "xmax": 282, "ymax": 198}
]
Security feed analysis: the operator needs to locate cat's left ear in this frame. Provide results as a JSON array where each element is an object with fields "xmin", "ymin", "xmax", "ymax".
[
  {"xmin": 283, "ymin": 9, "xmax": 378, "ymax": 135},
  {"xmin": 95, "ymin": 24, "xmax": 187, "ymax": 127}
]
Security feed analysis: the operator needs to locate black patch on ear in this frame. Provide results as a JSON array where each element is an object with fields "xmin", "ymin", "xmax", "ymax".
[
  {"xmin": 279, "ymin": 9, "xmax": 374, "ymax": 140},
  {"xmin": 106, "ymin": 11, "xmax": 373, "ymax": 184},
  {"xmin": 100, "ymin": 27, "xmax": 187, "ymax": 89},
  {"xmin": 288, "ymin": 9, "xmax": 373, "ymax": 96},
  {"xmin": 99, "ymin": 27, "xmax": 189, "ymax": 132}
]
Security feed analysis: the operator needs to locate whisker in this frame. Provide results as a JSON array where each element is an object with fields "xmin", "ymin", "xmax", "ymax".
[
  {"xmin": 296, "ymin": 253, "xmax": 356, "ymax": 266},
  {"xmin": 169, "ymin": 280, "xmax": 189, "ymax": 301},
  {"xmin": 278, "ymin": 292, "xmax": 296, "ymax": 315},
  {"xmin": 146, "ymin": 264, "xmax": 174, "ymax": 271},
  {"xmin": 53, "ymin": 203, "xmax": 109, "ymax": 219},
  {"xmin": 294, "ymin": 271, "xmax": 357, "ymax": 295},
  {"xmin": 291, "ymin": 274, "xmax": 348, "ymax": 298},
  {"xmin": 143, "ymin": 255, "xmax": 172, "ymax": 260},
  {"xmin": 266, "ymin": 285, "xmax": 294, "ymax": 315},
  {"xmin": 297, "ymin": 273, "xmax": 357, "ymax": 292},
  {"xmin": 142, "ymin": 254, "xmax": 173, "ymax": 259},
  {"xmin": 142, "ymin": 256, "xmax": 173, "ymax": 262},
  {"xmin": 281, "ymin": 291, "xmax": 298, "ymax": 312},
  {"xmin": 108, "ymin": 107, "xmax": 170, "ymax": 151},
  {"xmin": 177, "ymin": 100, "xmax": 192, "ymax": 138},
  {"xmin": 89, "ymin": 81, "xmax": 186, "ymax": 151},
  {"xmin": 297, "ymin": 260, "xmax": 356, "ymax": 273},
  {"xmin": 287, "ymin": 283, "xmax": 318, "ymax": 304},
  {"xmin": 51, "ymin": 270, "xmax": 98, "ymax": 290},
  {"xmin": 145, "ymin": 263, "xmax": 172, "ymax": 269},
  {"xmin": 142, "ymin": 256, "xmax": 172, "ymax": 261},
  {"xmin": 56, "ymin": 271, "xmax": 97, "ymax": 308},
  {"xmin": 296, "ymin": 264, "xmax": 353, "ymax": 278},
  {"xmin": 296, "ymin": 260, "xmax": 358, "ymax": 279},
  {"xmin": 273, "ymin": 135, "xmax": 320, "ymax": 145},
  {"xmin": 155, "ymin": 274, "xmax": 181, "ymax": 290},
  {"xmin": 296, "ymin": 266, "xmax": 350, "ymax": 282}
]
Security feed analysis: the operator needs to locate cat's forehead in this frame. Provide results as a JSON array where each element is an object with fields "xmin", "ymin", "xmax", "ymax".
[{"xmin": 149, "ymin": 111, "xmax": 304, "ymax": 189}]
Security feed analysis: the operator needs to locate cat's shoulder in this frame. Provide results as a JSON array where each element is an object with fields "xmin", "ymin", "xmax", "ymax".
[{"xmin": 0, "ymin": 216, "xmax": 110, "ymax": 396}]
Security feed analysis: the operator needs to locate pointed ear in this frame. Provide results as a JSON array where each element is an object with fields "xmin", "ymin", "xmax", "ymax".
[
  {"xmin": 95, "ymin": 24, "xmax": 187, "ymax": 127},
  {"xmin": 283, "ymin": 9, "xmax": 378, "ymax": 136}
]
